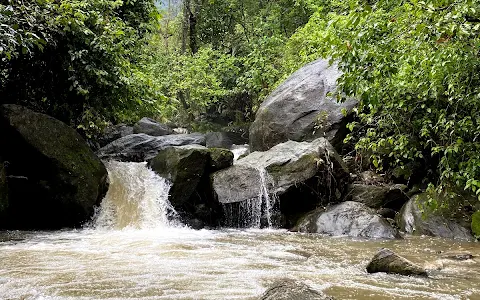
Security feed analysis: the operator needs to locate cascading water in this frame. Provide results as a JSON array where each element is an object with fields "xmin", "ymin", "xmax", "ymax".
[
  {"xmin": 222, "ymin": 167, "xmax": 278, "ymax": 228},
  {"xmin": 92, "ymin": 160, "xmax": 179, "ymax": 230}
]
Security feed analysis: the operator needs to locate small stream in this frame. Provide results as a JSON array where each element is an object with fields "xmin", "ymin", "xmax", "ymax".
[{"xmin": 0, "ymin": 161, "xmax": 479, "ymax": 299}]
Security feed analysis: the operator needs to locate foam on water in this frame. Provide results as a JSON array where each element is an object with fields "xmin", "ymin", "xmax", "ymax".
[{"xmin": 92, "ymin": 161, "xmax": 179, "ymax": 230}]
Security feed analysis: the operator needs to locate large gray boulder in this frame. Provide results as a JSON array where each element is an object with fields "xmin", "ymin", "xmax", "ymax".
[
  {"xmin": 97, "ymin": 124, "xmax": 133, "ymax": 147},
  {"xmin": 367, "ymin": 248, "xmax": 427, "ymax": 276},
  {"xmin": 213, "ymin": 138, "xmax": 349, "ymax": 227},
  {"xmin": 96, "ymin": 133, "xmax": 206, "ymax": 162},
  {"xmin": 213, "ymin": 138, "xmax": 347, "ymax": 204},
  {"xmin": 395, "ymin": 194, "xmax": 473, "ymax": 241},
  {"xmin": 260, "ymin": 279, "xmax": 334, "ymax": 300},
  {"xmin": 0, "ymin": 104, "xmax": 108, "ymax": 229},
  {"xmin": 296, "ymin": 201, "xmax": 399, "ymax": 239},
  {"xmin": 133, "ymin": 117, "xmax": 173, "ymax": 136},
  {"xmin": 346, "ymin": 183, "xmax": 408, "ymax": 210},
  {"xmin": 249, "ymin": 59, "xmax": 357, "ymax": 152}
]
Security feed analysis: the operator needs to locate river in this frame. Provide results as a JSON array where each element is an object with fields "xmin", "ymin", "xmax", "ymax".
[{"xmin": 0, "ymin": 162, "xmax": 479, "ymax": 299}]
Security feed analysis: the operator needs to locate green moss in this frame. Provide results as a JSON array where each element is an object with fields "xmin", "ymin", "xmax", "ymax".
[
  {"xmin": 471, "ymin": 211, "xmax": 480, "ymax": 238},
  {"xmin": 207, "ymin": 148, "xmax": 233, "ymax": 171}
]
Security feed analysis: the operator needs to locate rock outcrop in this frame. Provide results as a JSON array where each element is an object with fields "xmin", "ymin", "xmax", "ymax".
[
  {"xmin": 0, "ymin": 104, "xmax": 108, "ymax": 229},
  {"xmin": 260, "ymin": 279, "xmax": 334, "ymax": 300},
  {"xmin": 213, "ymin": 138, "xmax": 349, "ymax": 226},
  {"xmin": 150, "ymin": 145, "xmax": 233, "ymax": 228},
  {"xmin": 249, "ymin": 59, "xmax": 357, "ymax": 152},
  {"xmin": 366, "ymin": 248, "xmax": 428, "ymax": 276},
  {"xmin": 396, "ymin": 194, "xmax": 473, "ymax": 241},
  {"xmin": 346, "ymin": 183, "xmax": 408, "ymax": 210},
  {"xmin": 96, "ymin": 133, "xmax": 206, "ymax": 162},
  {"xmin": 97, "ymin": 124, "xmax": 133, "ymax": 148},
  {"xmin": 296, "ymin": 201, "xmax": 399, "ymax": 239},
  {"xmin": 133, "ymin": 117, "xmax": 173, "ymax": 136}
]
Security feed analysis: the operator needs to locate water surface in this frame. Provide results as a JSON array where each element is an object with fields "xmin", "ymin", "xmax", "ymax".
[{"xmin": 0, "ymin": 228, "xmax": 479, "ymax": 299}]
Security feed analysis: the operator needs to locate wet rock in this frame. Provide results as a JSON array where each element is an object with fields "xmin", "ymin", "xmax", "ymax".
[
  {"xmin": 0, "ymin": 104, "xmax": 108, "ymax": 229},
  {"xmin": 367, "ymin": 248, "xmax": 428, "ymax": 276},
  {"xmin": 213, "ymin": 138, "xmax": 347, "ymax": 203},
  {"xmin": 377, "ymin": 208, "xmax": 397, "ymax": 219},
  {"xmin": 213, "ymin": 138, "xmax": 349, "ymax": 225},
  {"xmin": 150, "ymin": 145, "xmax": 210, "ymax": 207},
  {"xmin": 346, "ymin": 183, "xmax": 408, "ymax": 210},
  {"xmin": 296, "ymin": 201, "xmax": 399, "ymax": 239},
  {"xmin": 207, "ymin": 148, "xmax": 234, "ymax": 171},
  {"xmin": 440, "ymin": 251, "xmax": 474, "ymax": 261},
  {"xmin": 206, "ymin": 131, "xmax": 248, "ymax": 149},
  {"xmin": 133, "ymin": 117, "xmax": 173, "ymax": 136},
  {"xmin": 260, "ymin": 279, "xmax": 334, "ymax": 300},
  {"xmin": 395, "ymin": 194, "xmax": 473, "ymax": 241},
  {"xmin": 249, "ymin": 59, "xmax": 357, "ymax": 152},
  {"xmin": 150, "ymin": 145, "xmax": 233, "ymax": 227},
  {"xmin": 96, "ymin": 133, "xmax": 206, "ymax": 162},
  {"xmin": 97, "ymin": 124, "xmax": 133, "ymax": 147}
]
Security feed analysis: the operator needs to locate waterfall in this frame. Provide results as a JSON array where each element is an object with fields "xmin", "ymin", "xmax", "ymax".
[
  {"xmin": 92, "ymin": 161, "xmax": 179, "ymax": 230},
  {"xmin": 222, "ymin": 167, "xmax": 277, "ymax": 228}
]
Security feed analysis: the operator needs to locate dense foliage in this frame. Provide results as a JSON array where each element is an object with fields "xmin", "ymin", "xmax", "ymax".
[
  {"xmin": 285, "ymin": 0, "xmax": 480, "ymax": 203},
  {"xmin": 149, "ymin": 0, "xmax": 313, "ymax": 126},
  {"xmin": 0, "ymin": 0, "xmax": 164, "ymax": 135},
  {"xmin": 2, "ymin": 0, "xmax": 480, "ymax": 206}
]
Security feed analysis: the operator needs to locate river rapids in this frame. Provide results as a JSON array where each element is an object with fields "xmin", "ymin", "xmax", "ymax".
[{"xmin": 0, "ymin": 162, "xmax": 479, "ymax": 299}]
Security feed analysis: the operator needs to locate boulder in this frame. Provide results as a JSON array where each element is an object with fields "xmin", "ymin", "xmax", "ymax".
[
  {"xmin": 346, "ymin": 183, "xmax": 408, "ymax": 210},
  {"xmin": 249, "ymin": 59, "xmax": 357, "ymax": 152},
  {"xmin": 207, "ymin": 147, "xmax": 234, "ymax": 171},
  {"xmin": 150, "ymin": 145, "xmax": 209, "ymax": 207},
  {"xmin": 296, "ymin": 201, "xmax": 399, "ymax": 239},
  {"xmin": 97, "ymin": 124, "xmax": 133, "ymax": 147},
  {"xmin": 395, "ymin": 194, "xmax": 473, "ymax": 241},
  {"xmin": 214, "ymin": 138, "xmax": 347, "ymax": 203},
  {"xmin": 260, "ymin": 279, "xmax": 334, "ymax": 300},
  {"xmin": 150, "ymin": 145, "xmax": 233, "ymax": 227},
  {"xmin": 366, "ymin": 248, "xmax": 428, "ymax": 276},
  {"xmin": 133, "ymin": 117, "xmax": 173, "ymax": 136},
  {"xmin": 96, "ymin": 133, "xmax": 206, "ymax": 162},
  {"xmin": 212, "ymin": 138, "xmax": 349, "ymax": 225},
  {"xmin": 0, "ymin": 159, "xmax": 7, "ymax": 214},
  {"xmin": 0, "ymin": 104, "xmax": 108, "ymax": 229}
]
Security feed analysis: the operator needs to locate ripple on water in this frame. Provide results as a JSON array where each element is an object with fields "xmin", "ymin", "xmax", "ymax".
[{"xmin": 0, "ymin": 228, "xmax": 479, "ymax": 299}]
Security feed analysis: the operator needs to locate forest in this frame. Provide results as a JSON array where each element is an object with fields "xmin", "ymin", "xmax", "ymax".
[{"xmin": 2, "ymin": 0, "xmax": 480, "ymax": 218}]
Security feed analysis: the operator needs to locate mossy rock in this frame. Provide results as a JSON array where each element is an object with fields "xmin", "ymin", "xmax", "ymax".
[
  {"xmin": 471, "ymin": 211, "xmax": 480, "ymax": 238},
  {"xmin": 367, "ymin": 248, "xmax": 427, "ymax": 276},
  {"xmin": 207, "ymin": 148, "xmax": 234, "ymax": 171},
  {"xmin": 395, "ymin": 193, "xmax": 473, "ymax": 241},
  {"xmin": 150, "ymin": 145, "xmax": 209, "ymax": 207},
  {"xmin": 0, "ymin": 104, "xmax": 108, "ymax": 229}
]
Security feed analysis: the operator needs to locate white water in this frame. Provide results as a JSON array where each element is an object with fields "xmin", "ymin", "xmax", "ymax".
[
  {"xmin": 222, "ymin": 167, "xmax": 277, "ymax": 228},
  {"xmin": 1, "ymin": 161, "xmax": 480, "ymax": 299},
  {"xmin": 92, "ymin": 161, "xmax": 179, "ymax": 230}
]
